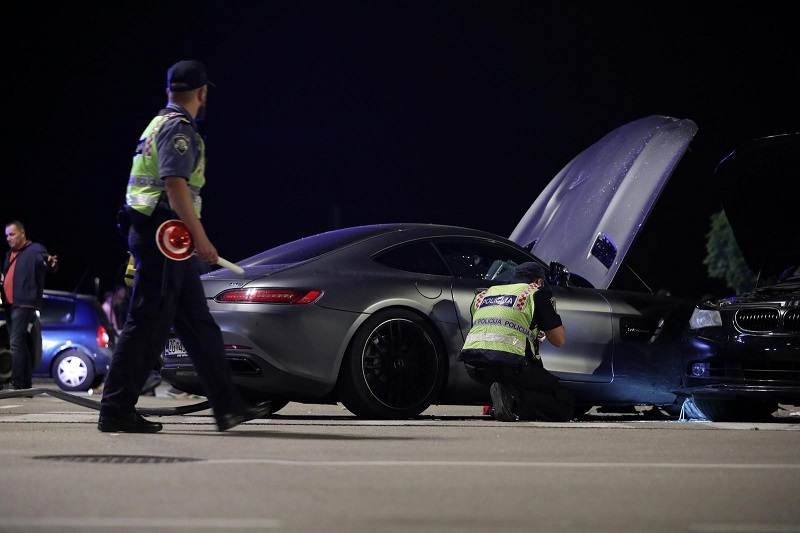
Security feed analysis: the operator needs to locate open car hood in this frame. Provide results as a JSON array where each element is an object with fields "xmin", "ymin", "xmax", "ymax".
[
  {"xmin": 715, "ymin": 132, "xmax": 800, "ymax": 279},
  {"xmin": 509, "ymin": 115, "xmax": 697, "ymax": 289}
]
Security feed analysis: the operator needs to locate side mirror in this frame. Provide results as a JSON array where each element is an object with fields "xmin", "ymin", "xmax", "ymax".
[{"xmin": 549, "ymin": 261, "xmax": 571, "ymax": 286}]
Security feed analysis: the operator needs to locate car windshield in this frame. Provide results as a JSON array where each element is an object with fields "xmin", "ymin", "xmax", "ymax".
[
  {"xmin": 779, "ymin": 265, "xmax": 800, "ymax": 282},
  {"xmin": 241, "ymin": 225, "xmax": 398, "ymax": 267}
]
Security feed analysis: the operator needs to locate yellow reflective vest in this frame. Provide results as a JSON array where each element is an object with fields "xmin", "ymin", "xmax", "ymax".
[
  {"xmin": 125, "ymin": 112, "xmax": 205, "ymax": 217},
  {"xmin": 461, "ymin": 282, "xmax": 541, "ymax": 361}
]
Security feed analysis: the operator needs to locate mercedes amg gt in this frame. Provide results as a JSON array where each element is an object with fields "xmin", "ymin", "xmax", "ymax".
[{"xmin": 161, "ymin": 115, "xmax": 699, "ymax": 418}]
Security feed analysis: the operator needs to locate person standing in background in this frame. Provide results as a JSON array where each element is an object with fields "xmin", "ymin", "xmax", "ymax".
[
  {"xmin": 102, "ymin": 285, "xmax": 129, "ymax": 335},
  {"xmin": 1, "ymin": 220, "xmax": 58, "ymax": 391}
]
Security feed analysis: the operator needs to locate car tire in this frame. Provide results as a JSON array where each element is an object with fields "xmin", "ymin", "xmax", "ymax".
[
  {"xmin": 0, "ymin": 346, "xmax": 11, "ymax": 383},
  {"xmin": 660, "ymin": 400, "xmax": 684, "ymax": 418},
  {"xmin": 339, "ymin": 309, "xmax": 446, "ymax": 419},
  {"xmin": 690, "ymin": 396, "xmax": 778, "ymax": 422},
  {"xmin": 52, "ymin": 349, "xmax": 96, "ymax": 392}
]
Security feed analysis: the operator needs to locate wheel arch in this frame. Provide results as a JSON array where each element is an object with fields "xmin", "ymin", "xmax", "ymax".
[
  {"xmin": 335, "ymin": 302, "xmax": 450, "ymax": 381},
  {"xmin": 46, "ymin": 344, "xmax": 95, "ymax": 375},
  {"xmin": 337, "ymin": 304, "xmax": 450, "ymax": 382},
  {"xmin": 335, "ymin": 304, "xmax": 450, "ymax": 418}
]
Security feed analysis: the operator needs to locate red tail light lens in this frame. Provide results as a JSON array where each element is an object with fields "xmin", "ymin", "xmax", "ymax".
[
  {"xmin": 97, "ymin": 325, "xmax": 110, "ymax": 348},
  {"xmin": 215, "ymin": 288, "xmax": 322, "ymax": 304}
]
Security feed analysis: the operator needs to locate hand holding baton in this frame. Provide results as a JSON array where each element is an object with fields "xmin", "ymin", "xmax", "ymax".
[{"xmin": 155, "ymin": 219, "xmax": 245, "ymax": 275}]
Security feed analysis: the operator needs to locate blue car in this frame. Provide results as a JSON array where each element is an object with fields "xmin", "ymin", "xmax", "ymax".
[{"xmin": 1, "ymin": 290, "xmax": 114, "ymax": 392}]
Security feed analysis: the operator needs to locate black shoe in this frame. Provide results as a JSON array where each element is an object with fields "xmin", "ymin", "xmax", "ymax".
[
  {"xmin": 490, "ymin": 382, "xmax": 519, "ymax": 422},
  {"xmin": 215, "ymin": 401, "xmax": 273, "ymax": 431},
  {"xmin": 2, "ymin": 383, "xmax": 35, "ymax": 398},
  {"xmin": 98, "ymin": 412, "xmax": 163, "ymax": 433}
]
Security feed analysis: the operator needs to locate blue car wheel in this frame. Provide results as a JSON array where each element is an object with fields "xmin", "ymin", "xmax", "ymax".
[{"xmin": 52, "ymin": 349, "xmax": 96, "ymax": 392}]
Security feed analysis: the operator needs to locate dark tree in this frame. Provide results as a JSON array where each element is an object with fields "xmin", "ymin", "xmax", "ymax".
[{"xmin": 703, "ymin": 210, "xmax": 756, "ymax": 295}]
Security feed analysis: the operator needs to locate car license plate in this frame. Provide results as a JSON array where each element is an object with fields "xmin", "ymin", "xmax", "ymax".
[{"xmin": 165, "ymin": 337, "xmax": 188, "ymax": 358}]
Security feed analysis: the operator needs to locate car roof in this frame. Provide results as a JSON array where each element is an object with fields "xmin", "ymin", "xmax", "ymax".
[
  {"xmin": 205, "ymin": 223, "xmax": 517, "ymax": 278},
  {"xmin": 44, "ymin": 289, "xmax": 98, "ymax": 303}
]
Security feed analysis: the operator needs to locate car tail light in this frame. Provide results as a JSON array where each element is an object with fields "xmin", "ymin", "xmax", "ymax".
[
  {"xmin": 215, "ymin": 288, "xmax": 322, "ymax": 304},
  {"xmin": 97, "ymin": 325, "xmax": 110, "ymax": 348}
]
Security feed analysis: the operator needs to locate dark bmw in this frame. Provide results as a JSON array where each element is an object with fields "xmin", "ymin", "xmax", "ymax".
[{"xmin": 679, "ymin": 132, "xmax": 800, "ymax": 421}]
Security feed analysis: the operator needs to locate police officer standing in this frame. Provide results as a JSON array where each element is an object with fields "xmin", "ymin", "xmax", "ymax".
[
  {"xmin": 98, "ymin": 60, "xmax": 271, "ymax": 433},
  {"xmin": 458, "ymin": 262, "xmax": 574, "ymax": 422}
]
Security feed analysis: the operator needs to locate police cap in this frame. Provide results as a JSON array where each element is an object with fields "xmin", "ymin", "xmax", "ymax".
[
  {"xmin": 167, "ymin": 60, "xmax": 215, "ymax": 92},
  {"xmin": 511, "ymin": 262, "xmax": 547, "ymax": 283}
]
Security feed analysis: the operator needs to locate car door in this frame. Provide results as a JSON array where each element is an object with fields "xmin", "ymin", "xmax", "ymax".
[
  {"xmin": 434, "ymin": 238, "xmax": 614, "ymax": 383},
  {"xmin": 538, "ymin": 285, "xmax": 612, "ymax": 383}
]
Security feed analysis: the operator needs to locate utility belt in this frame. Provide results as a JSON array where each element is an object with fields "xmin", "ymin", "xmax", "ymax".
[
  {"xmin": 465, "ymin": 350, "xmax": 538, "ymax": 372},
  {"xmin": 469, "ymin": 355, "xmax": 535, "ymax": 369},
  {"xmin": 115, "ymin": 201, "xmax": 181, "ymax": 295},
  {"xmin": 116, "ymin": 197, "xmax": 176, "ymax": 239},
  {"xmin": 464, "ymin": 358, "xmax": 533, "ymax": 383}
]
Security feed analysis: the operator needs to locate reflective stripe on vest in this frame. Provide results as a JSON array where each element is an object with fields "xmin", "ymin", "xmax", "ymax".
[
  {"xmin": 465, "ymin": 318, "xmax": 537, "ymax": 347},
  {"xmin": 461, "ymin": 282, "xmax": 541, "ymax": 358},
  {"xmin": 126, "ymin": 176, "xmax": 202, "ymax": 213}
]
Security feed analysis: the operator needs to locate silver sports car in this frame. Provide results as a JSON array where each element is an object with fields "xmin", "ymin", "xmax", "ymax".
[{"xmin": 161, "ymin": 115, "xmax": 699, "ymax": 418}]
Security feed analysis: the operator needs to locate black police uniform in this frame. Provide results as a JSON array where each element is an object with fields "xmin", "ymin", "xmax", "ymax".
[
  {"xmin": 99, "ymin": 103, "xmax": 254, "ymax": 428},
  {"xmin": 461, "ymin": 283, "xmax": 575, "ymax": 422}
]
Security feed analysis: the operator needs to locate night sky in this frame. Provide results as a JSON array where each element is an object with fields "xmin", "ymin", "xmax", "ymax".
[{"xmin": 4, "ymin": 1, "xmax": 797, "ymax": 300}]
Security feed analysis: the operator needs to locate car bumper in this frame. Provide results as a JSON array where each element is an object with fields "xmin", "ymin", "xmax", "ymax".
[
  {"xmin": 160, "ymin": 302, "xmax": 366, "ymax": 402},
  {"xmin": 679, "ymin": 331, "xmax": 800, "ymax": 403}
]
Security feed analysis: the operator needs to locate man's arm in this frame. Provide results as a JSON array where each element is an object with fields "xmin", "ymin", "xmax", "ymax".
[
  {"xmin": 542, "ymin": 324, "xmax": 565, "ymax": 347},
  {"xmin": 164, "ymin": 176, "xmax": 218, "ymax": 265},
  {"xmin": 46, "ymin": 254, "xmax": 58, "ymax": 273},
  {"xmin": 533, "ymin": 287, "xmax": 565, "ymax": 347},
  {"xmin": 35, "ymin": 245, "xmax": 58, "ymax": 273}
]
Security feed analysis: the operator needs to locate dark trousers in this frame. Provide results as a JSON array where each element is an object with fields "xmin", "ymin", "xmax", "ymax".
[
  {"xmin": 8, "ymin": 307, "xmax": 36, "ymax": 388},
  {"xmin": 99, "ymin": 222, "xmax": 244, "ymax": 419},
  {"xmin": 465, "ymin": 361, "xmax": 575, "ymax": 422}
]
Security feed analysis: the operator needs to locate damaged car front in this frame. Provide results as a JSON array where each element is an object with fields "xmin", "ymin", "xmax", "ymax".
[{"xmin": 679, "ymin": 132, "xmax": 800, "ymax": 421}]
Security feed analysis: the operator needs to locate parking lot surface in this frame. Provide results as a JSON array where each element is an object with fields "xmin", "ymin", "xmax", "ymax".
[{"xmin": 1, "ymin": 381, "xmax": 799, "ymax": 533}]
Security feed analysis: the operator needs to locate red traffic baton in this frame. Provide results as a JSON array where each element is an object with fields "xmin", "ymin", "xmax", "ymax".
[{"xmin": 155, "ymin": 219, "xmax": 245, "ymax": 275}]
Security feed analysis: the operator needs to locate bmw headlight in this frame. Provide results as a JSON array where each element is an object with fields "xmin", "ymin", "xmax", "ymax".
[{"xmin": 688, "ymin": 307, "xmax": 722, "ymax": 329}]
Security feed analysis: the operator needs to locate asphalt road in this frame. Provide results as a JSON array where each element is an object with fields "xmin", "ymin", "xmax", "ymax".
[{"xmin": 1, "ymin": 381, "xmax": 799, "ymax": 533}]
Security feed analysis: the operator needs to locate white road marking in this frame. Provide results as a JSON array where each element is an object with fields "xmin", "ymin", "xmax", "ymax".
[
  {"xmin": 200, "ymin": 459, "xmax": 800, "ymax": 469},
  {"xmin": 690, "ymin": 524, "xmax": 800, "ymax": 532},
  {"xmin": 0, "ymin": 518, "xmax": 281, "ymax": 529}
]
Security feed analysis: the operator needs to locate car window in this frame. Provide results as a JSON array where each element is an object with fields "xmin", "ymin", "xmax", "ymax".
[
  {"xmin": 373, "ymin": 241, "xmax": 450, "ymax": 276},
  {"xmin": 778, "ymin": 265, "xmax": 800, "ymax": 282},
  {"xmin": 39, "ymin": 298, "xmax": 75, "ymax": 324},
  {"xmin": 433, "ymin": 240, "xmax": 535, "ymax": 282}
]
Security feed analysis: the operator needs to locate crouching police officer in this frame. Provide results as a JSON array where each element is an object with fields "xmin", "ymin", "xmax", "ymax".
[{"xmin": 458, "ymin": 262, "xmax": 574, "ymax": 422}]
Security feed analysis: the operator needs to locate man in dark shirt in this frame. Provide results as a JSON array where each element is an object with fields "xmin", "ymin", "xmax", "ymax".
[
  {"xmin": 2, "ymin": 220, "xmax": 58, "ymax": 391},
  {"xmin": 458, "ymin": 262, "xmax": 574, "ymax": 422}
]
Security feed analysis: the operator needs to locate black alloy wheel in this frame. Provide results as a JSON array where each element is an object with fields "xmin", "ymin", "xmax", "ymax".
[{"xmin": 339, "ymin": 309, "xmax": 445, "ymax": 419}]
